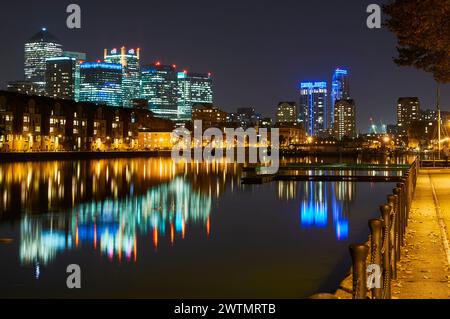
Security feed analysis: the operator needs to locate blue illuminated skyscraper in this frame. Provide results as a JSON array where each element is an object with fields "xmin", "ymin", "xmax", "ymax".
[
  {"xmin": 331, "ymin": 68, "xmax": 350, "ymax": 128},
  {"xmin": 79, "ymin": 62, "xmax": 123, "ymax": 106},
  {"xmin": 299, "ymin": 82, "xmax": 328, "ymax": 137}
]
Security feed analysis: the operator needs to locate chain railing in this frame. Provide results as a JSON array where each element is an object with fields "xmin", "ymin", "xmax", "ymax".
[{"xmin": 348, "ymin": 157, "xmax": 418, "ymax": 299}]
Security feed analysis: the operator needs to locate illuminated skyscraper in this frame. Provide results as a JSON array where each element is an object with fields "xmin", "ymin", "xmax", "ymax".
[
  {"xmin": 79, "ymin": 62, "xmax": 123, "ymax": 106},
  {"xmin": 140, "ymin": 63, "xmax": 178, "ymax": 119},
  {"xmin": 63, "ymin": 51, "xmax": 87, "ymax": 102},
  {"xmin": 177, "ymin": 71, "xmax": 213, "ymax": 120},
  {"xmin": 331, "ymin": 68, "xmax": 350, "ymax": 128},
  {"xmin": 299, "ymin": 82, "xmax": 328, "ymax": 137},
  {"xmin": 104, "ymin": 47, "xmax": 140, "ymax": 107},
  {"xmin": 45, "ymin": 57, "xmax": 76, "ymax": 100},
  {"xmin": 24, "ymin": 28, "xmax": 64, "ymax": 93}
]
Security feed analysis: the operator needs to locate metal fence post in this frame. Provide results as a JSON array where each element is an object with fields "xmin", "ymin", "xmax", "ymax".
[
  {"xmin": 369, "ymin": 219, "xmax": 383, "ymax": 299},
  {"xmin": 349, "ymin": 243, "xmax": 369, "ymax": 299},
  {"xmin": 380, "ymin": 204, "xmax": 391, "ymax": 299}
]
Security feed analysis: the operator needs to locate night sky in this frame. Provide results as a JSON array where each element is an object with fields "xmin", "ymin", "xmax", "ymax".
[{"xmin": 0, "ymin": 0, "xmax": 449, "ymax": 132}]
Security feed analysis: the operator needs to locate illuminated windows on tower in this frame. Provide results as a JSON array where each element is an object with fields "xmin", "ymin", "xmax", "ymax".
[
  {"xmin": 104, "ymin": 47, "xmax": 140, "ymax": 108},
  {"xmin": 45, "ymin": 57, "xmax": 76, "ymax": 100},
  {"xmin": 79, "ymin": 62, "xmax": 123, "ymax": 107},
  {"xmin": 140, "ymin": 63, "xmax": 178, "ymax": 120},
  {"xmin": 331, "ymin": 68, "xmax": 350, "ymax": 129},
  {"xmin": 299, "ymin": 82, "xmax": 328, "ymax": 137},
  {"xmin": 177, "ymin": 71, "xmax": 213, "ymax": 120},
  {"xmin": 24, "ymin": 28, "xmax": 64, "ymax": 93}
]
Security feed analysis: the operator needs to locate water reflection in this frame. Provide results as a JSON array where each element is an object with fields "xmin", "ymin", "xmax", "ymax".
[
  {"xmin": 276, "ymin": 180, "xmax": 355, "ymax": 240},
  {"xmin": 0, "ymin": 156, "xmax": 391, "ymax": 293},
  {"xmin": 20, "ymin": 177, "xmax": 212, "ymax": 267}
]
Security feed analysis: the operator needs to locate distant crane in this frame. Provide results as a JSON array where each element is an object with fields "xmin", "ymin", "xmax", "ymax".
[{"xmin": 369, "ymin": 118, "xmax": 378, "ymax": 134}]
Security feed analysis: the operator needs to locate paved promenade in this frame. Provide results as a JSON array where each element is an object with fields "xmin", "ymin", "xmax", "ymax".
[{"xmin": 393, "ymin": 170, "xmax": 450, "ymax": 299}]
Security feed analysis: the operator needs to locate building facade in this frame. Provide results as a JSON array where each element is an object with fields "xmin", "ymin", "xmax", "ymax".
[
  {"xmin": 397, "ymin": 97, "xmax": 420, "ymax": 141},
  {"xmin": 63, "ymin": 51, "xmax": 87, "ymax": 102},
  {"xmin": 0, "ymin": 90, "xmax": 173, "ymax": 152},
  {"xmin": 192, "ymin": 104, "xmax": 228, "ymax": 131},
  {"xmin": 177, "ymin": 71, "xmax": 213, "ymax": 120},
  {"xmin": 7, "ymin": 81, "xmax": 39, "ymax": 96},
  {"xmin": 45, "ymin": 57, "xmax": 76, "ymax": 100},
  {"xmin": 79, "ymin": 62, "xmax": 123, "ymax": 107},
  {"xmin": 276, "ymin": 102, "xmax": 298, "ymax": 124},
  {"xmin": 104, "ymin": 47, "xmax": 140, "ymax": 108},
  {"xmin": 299, "ymin": 81, "xmax": 328, "ymax": 137},
  {"xmin": 140, "ymin": 63, "xmax": 178, "ymax": 120},
  {"xmin": 331, "ymin": 68, "xmax": 350, "ymax": 129},
  {"xmin": 332, "ymin": 99, "xmax": 356, "ymax": 140},
  {"xmin": 24, "ymin": 28, "xmax": 64, "ymax": 93}
]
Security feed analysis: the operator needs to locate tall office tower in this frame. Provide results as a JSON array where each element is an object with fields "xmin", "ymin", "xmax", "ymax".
[
  {"xmin": 177, "ymin": 71, "xmax": 213, "ymax": 120},
  {"xmin": 79, "ymin": 62, "xmax": 123, "ymax": 106},
  {"xmin": 104, "ymin": 47, "xmax": 140, "ymax": 107},
  {"xmin": 63, "ymin": 51, "xmax": 87, "ymax": 102},
  {"xmin": 299, "ymin": 82, "xmax": 328, "ymax": 137},
  {"xmin": 45, "ymin": 57, "xmax": 76, "ymax": 100},
  {"xmin": 333, "ymin": 99, "xmax": 356, "ymax": 140},
  {"xmin": 331, "ymin": 68, "xmax": 350, "ymax": 129},
  {"xmin": 140, "ymin": 63, "xmax": 178, "ymax": 119},
  {"xmin": 24, "ymin": 28, "xmax": 64, "ymax": 93},
  {"xmin": 276, "ymin": 102, "xmax": 298, "ymax": 124},
  {"xmin": 397, "ymin": 97, "xmax": 420, "ymax": 140}
]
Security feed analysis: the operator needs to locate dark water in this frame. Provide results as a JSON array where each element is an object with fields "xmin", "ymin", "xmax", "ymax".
[{"xmin": 0, "ymin": 157, "xmax": 402, "ymax": 298}]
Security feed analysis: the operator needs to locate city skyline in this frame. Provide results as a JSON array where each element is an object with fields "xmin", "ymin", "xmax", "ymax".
[{"xmin": 1, "ymin": 0, "xmax": 450, "ymax": 132}]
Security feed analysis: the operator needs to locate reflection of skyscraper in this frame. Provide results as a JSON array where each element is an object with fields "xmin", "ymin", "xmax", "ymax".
[
  {"xmin": 24, "ymin": 28, "xmax": 64, "ymax": 93},
  {"xmin": 299, "ymin": 82, "xmax": 328, "ymax": 137},
  {"xmin": 104, "ymin": 47, "xmax": 140, "ymax": 108},
  {"xmin": 298, "ymin": 181, "xmax": 349, "ymax": 240},
  {"xmin": 20, "ymin": 177, "xmax": 212, "ymax": 266}
]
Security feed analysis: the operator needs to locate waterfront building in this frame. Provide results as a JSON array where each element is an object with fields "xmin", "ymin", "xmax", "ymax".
[
  {"xmin": 45, "ymin": 57, "xmax": 76, "ymax": 100},
  {"xmin": 332, "ymin": 99, "xmax": 356, "ymax": 140},
  {"xmin": 24, "ymin": 28, "xmax": 64, "ymax": 93},
  {"xmin": 192, "ymin": 103, "xmax": 229, "ymax": 131},
  {"xmin": 397, "ymin": 97, "xmax": 420, "ymax": 141},
  {"xmin": 79, "ymin": 62, "xmax": 123, "ymax": 107},
  {"xmin": 276, "ymin": 102, "xmax": 298, "ymax": 124},
  {"xmin": 177, "ymin": 71, "xmax": 213, "ymax": 120},
  {"xmin": 0, "ymin": 90, "xmax": 174, "ymax": 152},
  {"xmin": 299, "ymin": 81, "xmax": 328, "ymax": 137},
  {"xmin": 141, "ymin": 63, "xmax": 178, "ymax": 119},
  {"xmin": 138, "ymin": 129, "xmax": 175, "ymax": 150},
  {"xmin": 331, "ymin": 68, "xmax": 350, "ymax": 128},
  {"xmin": 104, "ymin": 47, "xmax": 140, "ymax": 107}
]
